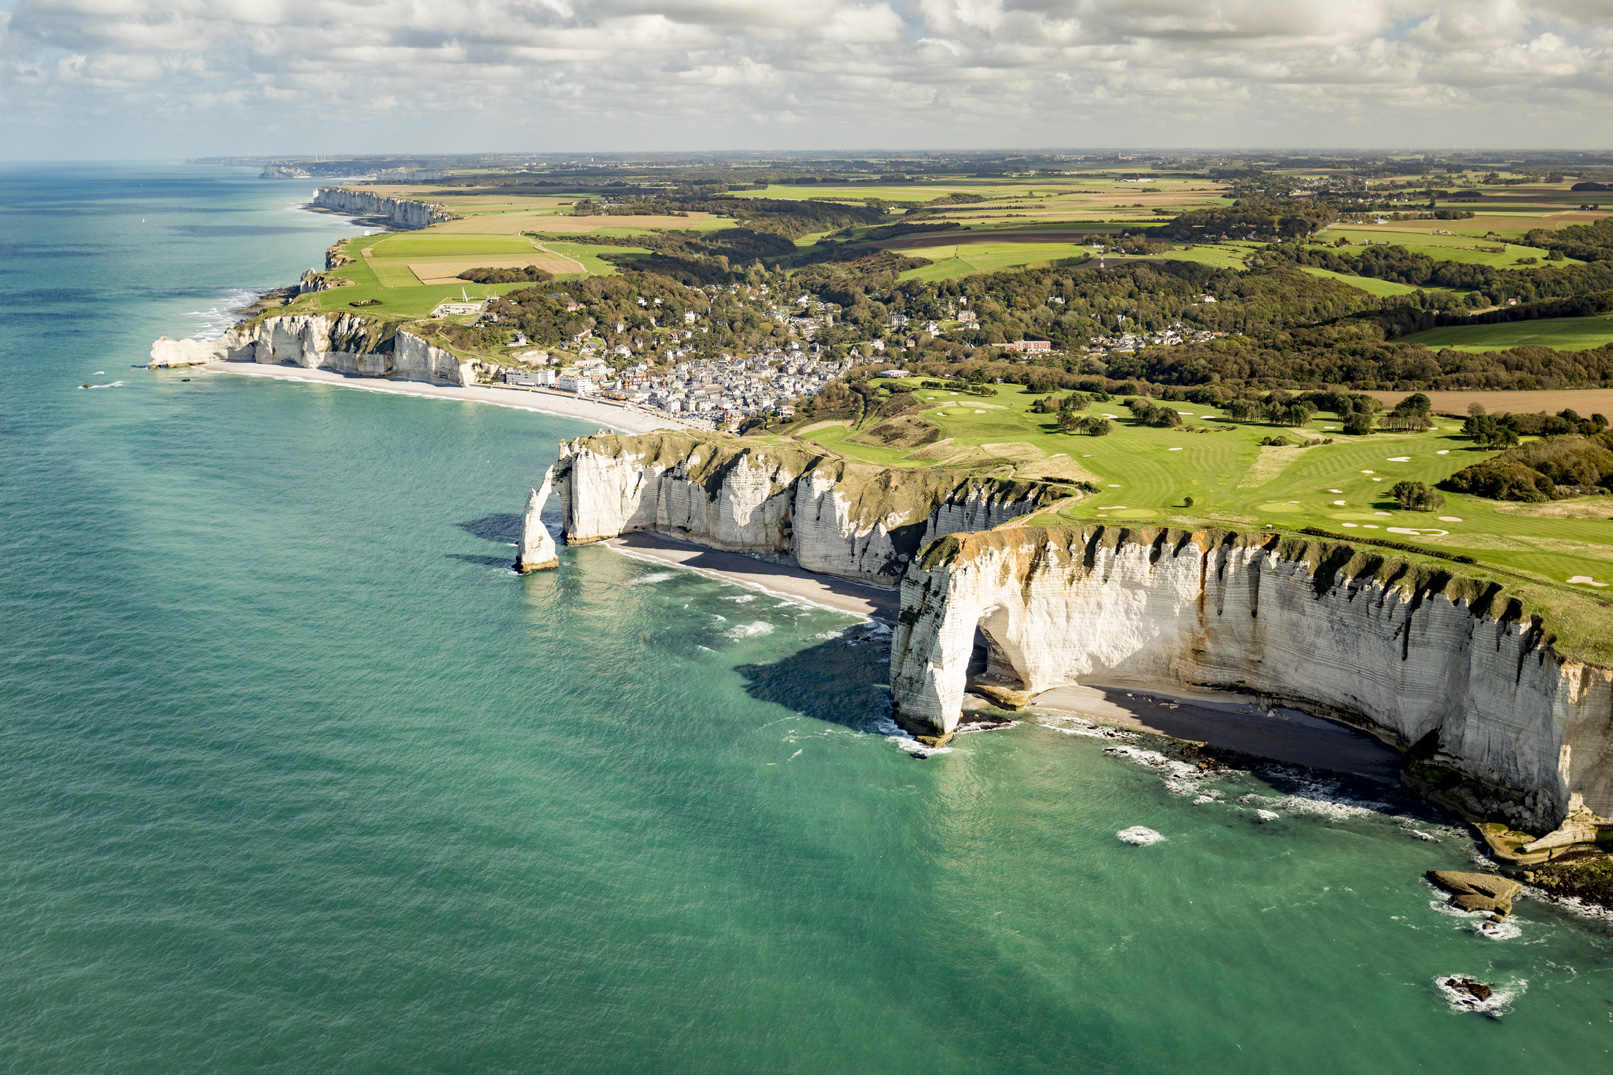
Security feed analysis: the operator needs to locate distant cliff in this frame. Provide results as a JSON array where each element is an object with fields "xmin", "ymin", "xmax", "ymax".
[
  {"xmin": 552, "ymin": 433, "xmax": 1085, "ymax": 586},
  {"xmin": 149, "ymin": 313, "xmax": 483, "ymax": 386},
  {"xmin": 890, "ymin": 524, "xmax": 1613, "ymax": 831},
  {"xmin": 311, "ymin": 187, "xmax": 456, "ymax": 230}
]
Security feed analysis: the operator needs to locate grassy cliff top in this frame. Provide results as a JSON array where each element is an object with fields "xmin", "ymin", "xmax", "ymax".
[
  {"xmin": 760, "ymin": 378, "xmax": 1613, "ymax": 603},
  {"xmin": 917, "ymin": 523, "xmax": 1613, "ymax": 669}
]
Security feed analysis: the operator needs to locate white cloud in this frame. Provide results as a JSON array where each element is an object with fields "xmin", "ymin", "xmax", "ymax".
[{"xmin": 0, "ymin": 0, "xmax": 1607, "ymax": 157}]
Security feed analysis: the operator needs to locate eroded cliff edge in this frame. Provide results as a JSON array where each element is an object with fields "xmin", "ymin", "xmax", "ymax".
[
  {"xmin": 552, "ymin": 433, "xmax": 1086, "ymax": 586},
  {"xmin": 890, "ymin": 525, "xmax": 1613, "ymax": 831},
  {"xmin": 150, "ymin": 313, "xmax": 483, "ymax": 386},
  {"xmin": 311, "ymin": 187, "xmax": 456, "ymax": 229}
]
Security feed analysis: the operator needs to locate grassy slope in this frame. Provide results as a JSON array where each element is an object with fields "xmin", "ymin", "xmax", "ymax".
[
  {"xmin": 1318, "ymin": 228, "xmax": 1572, "ymax": 269},
  {"xmin": 775, "ymin": 383, "xmax": 1613, "ymax": 598},
  {"xmin": 895, "ymin": 241, "xmax": 1250, "ymax": 281},
  {"xmin": 1294, "ymin": 265, "xmax": 1434, "ymax": 297},
  {"xmin": 1402, "ymin": 313, "xmax": 1613, "ymax": 352}
]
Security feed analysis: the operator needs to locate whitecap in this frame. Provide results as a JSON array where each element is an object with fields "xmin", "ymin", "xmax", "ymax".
[
  {"xmin": 1041, "ymin": 715, "xmax": 1138, "ymax": 741},
  {"xmin": 874, "ymin": 715, "xmax": 952, "ymax": 758},
  {"xmin": 1102, "ymin": 744, "xmax": 1217, "ymax": 795},
  {"xmin": 721, "ymin": 594, "xmax": 757, "ymax": 603},
  {"xmin": 1256, "ymin": 809, "xmax": 1279, "ymax": 822},
  {"xmin": 1117, "ymin": 826, "xmax": 1165, "ymax": 845},
  {"xmin": 626, "ymin": 571, "xmax": 675, "ymax": 585},
  {"xmin": 725, "ymin": 621, "xmax": 774, "ymax": 639}
]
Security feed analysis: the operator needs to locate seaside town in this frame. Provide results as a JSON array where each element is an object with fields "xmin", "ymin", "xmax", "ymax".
[
  {"xmin": 482, "ymin": 282, "xmax": 1225, "ymax": 429},
  {"xmin": 490, "ymin": 287, "xmax": 862, "ymax": 429}
]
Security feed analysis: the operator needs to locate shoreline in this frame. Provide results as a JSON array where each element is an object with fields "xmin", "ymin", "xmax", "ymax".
[
  {"xmin": 1013, "ymin": 682, "xmax": 1404, "ymax": 783},
  {"xmin": 600, "ymin": 531, "xmax": 898, "ymax": 620},
  {"xmin": 198, "ymin": 361, "xmax": 677, "ymax": 434},
  {"xmin": 597, "ymin": 532, "xmax": 1405, "ymax": 782}
]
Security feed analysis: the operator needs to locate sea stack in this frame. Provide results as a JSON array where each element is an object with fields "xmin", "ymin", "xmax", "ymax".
[{"xmin": 516, "ymin": 475, "xmax": 559, "ymax": 573}]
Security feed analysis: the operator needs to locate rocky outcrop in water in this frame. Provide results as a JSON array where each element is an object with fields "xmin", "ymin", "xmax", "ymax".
[
  {"xmin": 1427, "ymin": 871, "xmax": 1523, "ymax": 915},
  {"xmin": 889, "ymin": 525, "xmax": 1613, "ymax": 831},
  {"xmin": 517, "ymin": 473, "xmax": 559, "ymax": 573},
  {"xmin": 311, "ymin": 187, "xmax": 455, "ymax": 230},
  {"xmin": 552, "ymin": 433, "xmax": 1080, "ymax": 586},
  {"xmin": 149, "ymin": 314, "xmax": 479, "ymax": 386}
]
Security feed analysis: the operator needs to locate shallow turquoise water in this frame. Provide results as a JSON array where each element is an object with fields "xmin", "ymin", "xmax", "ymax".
[{"xmin": 1, "ymin": 165, "xmax": 1610, "ymax": 1073}]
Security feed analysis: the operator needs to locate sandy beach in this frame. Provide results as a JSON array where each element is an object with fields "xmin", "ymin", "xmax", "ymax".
[
  {"xmin": 603, "ymin": 531, "xmax": 900, "ymax": 620},
  {"xmin": 200, "ymin": 360, "xmax": 680, "ymax": 434},
  {"xmin": 1004, "ymin": 683, "xmax": 1402, "ymax": 782}
]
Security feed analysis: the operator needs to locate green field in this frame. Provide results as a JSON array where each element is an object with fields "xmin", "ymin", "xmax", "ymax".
[
  {"xmin": 1403, "ymin": 313, "xmax": 1613, "ymax": 352},
  {"xmin": 898, "ymin": 241, "xmax": 1094, "ymax": 280},
  {"xmin": 363, "ymin": 234, "xmax": 540, "ymax": 258},
  {"xmin": 779, "ymin": 383, "xmax": 1613, "ymax": 607},
  {"xmin": 540, "ymin": 240, "xmax": 652, "ymax": 275},
  {"xmin": 286, "ymin": 226, "xmax": 655, "ymax": 319},
  {"xmin": 1295, "ymin": 265, "xmax": 1435, "ymax": 297},
  {"xmin": 893, "ymin": 240, "xmax": 1250, "ymax": 281},
  {"xmin": 1318, "ymin": 229, "xmax": 1569, "ymax": 269}
]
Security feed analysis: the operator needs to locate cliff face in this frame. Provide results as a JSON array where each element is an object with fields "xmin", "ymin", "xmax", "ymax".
[
  {"xmin": 890, "ymin": 525, "xmax": 1613, "ymax": 830},
  {"xmin": 149, "ymin": 314, "xmax": 478, "ymax": 386},
  {"xmin": 552, "ymin": 433, "xmax": 1076, "ymax": 586},
  {"xmin": 311, "ymin": 187, "xmax": 455, "ymax": 230}
]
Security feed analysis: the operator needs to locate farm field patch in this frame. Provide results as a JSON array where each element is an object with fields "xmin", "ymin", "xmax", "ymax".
[
  {"xmin": 1401, "ymin": 313, "xmax": 1613, "ymax": 352},
  {"xmin": 1294, "ymin": 265, "xmax": 1437, "ymax": 296},
  {"xmin": 1361, "ymin": 388, "xmax": 1613, "ymax": 416},
  {"xmin": 896, "ymin": 241, "xmax": 1095, "ymax": 280},
  {"xmin": 1318, "ymin": 227, "xmax": 1566, "ymax": 268},
  {"xmin": 406, "ymin": 252, "xmax": 583, "ymax": 285}
]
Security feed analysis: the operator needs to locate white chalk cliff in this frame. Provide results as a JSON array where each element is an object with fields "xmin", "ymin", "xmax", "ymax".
[
  {"xmin": 311, "ymin": 187, "xmax": 456, "ymax": 230},
  {"xmin": 889, "ymin": 525, "xmax": 1613, "ymax": 830},
  {"xmin": 552, "ymin": 433, "xmax": 1076, "ymax": 586},
  {"xmin": 517, "ymin": 472, "xmax": 559, "ymax": 573},
  {"xmin": 150, "ymin": 314, "xmax": 480, "ymax": 386}
]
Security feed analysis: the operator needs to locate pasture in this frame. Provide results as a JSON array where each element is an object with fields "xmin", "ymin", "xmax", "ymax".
[
  {"xmin": 1293, "ymin": 266, "xmax": 1432, "ymax": 297},
  {"xmin": 769, "ymin": 381, "xmax": 1613, "ymax": 598},
  {"xmin": 1316, "ymin": 227, "xmax": 1566, "ymax": 269},
  {"xmin": 1401, "ymin": 313, "xmax": 1613, "ymax": 352}
]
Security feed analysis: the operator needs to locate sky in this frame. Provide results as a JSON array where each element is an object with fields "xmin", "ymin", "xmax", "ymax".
[{"xmin": 1, "ymin": 0, "xmax": 1611, "ymax": 159}]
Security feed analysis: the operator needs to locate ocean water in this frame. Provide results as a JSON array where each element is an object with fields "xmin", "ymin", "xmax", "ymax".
[{"xmin": 1, "ymin": 163, "xmax": 1610, "ymax": 1073}]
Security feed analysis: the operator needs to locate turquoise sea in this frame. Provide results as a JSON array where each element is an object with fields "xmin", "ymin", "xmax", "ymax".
[{"xmin": 1, "ymin": 164, "xmax": 1610, "ymax": 1073}]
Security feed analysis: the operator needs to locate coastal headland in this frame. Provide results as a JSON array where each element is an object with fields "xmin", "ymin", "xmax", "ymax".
[
  {"xmin": 150, "ymin": 163, "xmax": 1613, "ymax": 909},
  {"xmin": 537, "ymin": 429, "xmax": 1613, "ymax": 865}
]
